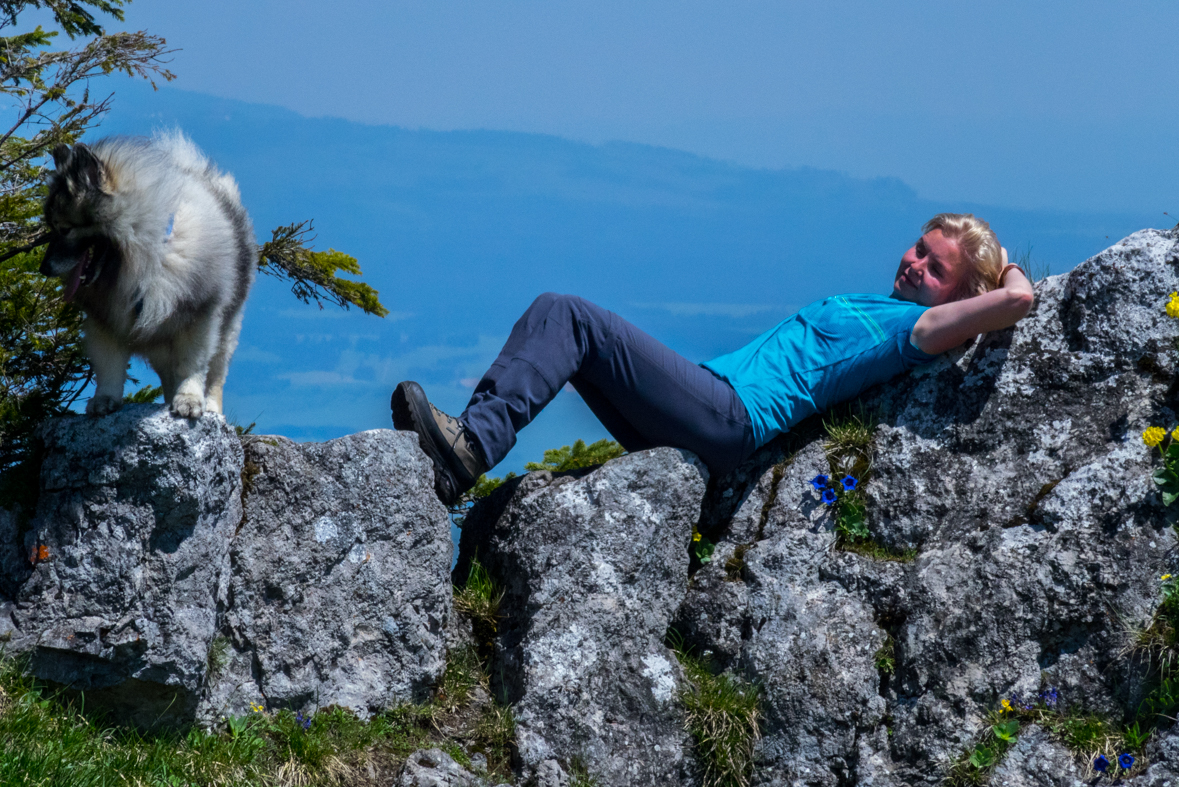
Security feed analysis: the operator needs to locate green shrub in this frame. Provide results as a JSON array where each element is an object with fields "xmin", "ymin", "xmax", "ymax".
[{"xmin": 524, "ymin": 438, "xmax": 625, "ymax": 472}]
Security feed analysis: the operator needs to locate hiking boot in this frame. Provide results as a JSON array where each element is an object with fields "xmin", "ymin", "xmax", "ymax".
[{"xmin": 391, "ymin": 381, "xmax": 488, "ymax": 506}]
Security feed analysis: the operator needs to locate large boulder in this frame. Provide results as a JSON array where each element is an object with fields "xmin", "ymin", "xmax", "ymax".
[
  {"xmin": 0, "ymin": 408, "xmax": 453, "ymax": 730},
  {"xmin": 3, "ymin": 406, "xmax": 243, "ymax": 728},
  {"xmin": 456, "ymin": 447, "xmax": 708, "ymax": 787},
  {"xmin": 198, "ymin": 429, "xmax": 452, "ymax": 722},
  {"xmin": 679, "ymin": 227, "xmax": 1179, "ymax": 784}
]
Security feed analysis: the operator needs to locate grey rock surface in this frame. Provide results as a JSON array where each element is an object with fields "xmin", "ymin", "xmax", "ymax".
[
  {"xmin": 198, "ymin": 429, "xmax": 452, "ymax": 722},
  {"xmin": 0, "ymin": 505, "xmax": 28, "ymax": 600},
  {"xmin": 457, "ymin": 448, "xmax": 708, "ymax": 787},
  {"xmin": 5, "ymin": 405, "xmax": 243, "ymax": 728},
  {"xmin": 988, "ymin": 725, "xmax": 1085, "ymax": 786},
  {"xmin": 395, "ymin": 747, "xmax": 501, "ymax": 787},
  {"xmin": 0, "ymin": 410, "xmax": 453, "ymax": 731},
  {"xmin": 677, "ymin": 227, "xmax": 1179, "ymax": 784}
]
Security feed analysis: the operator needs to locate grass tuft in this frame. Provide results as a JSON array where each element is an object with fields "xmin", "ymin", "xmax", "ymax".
[
  {"xmin": 670, "ymin": 640, "xmax": 761, "ymax": 787},
  {"xmin": 822, "ymin": 407, "xmax": 874, "ymax": 479},
  {"xmin": 206, "ymin": 635, "xmax": 230, "ymax": 679},
  {"xmin": 0, "ymin": 642, "xmax": 519, "ymax": 785},
  {"xmin": 873, "ymin": 634, "xmax": 895, "ymax": 675},
  {"xmin": 945, "ymin": 712, "xmax": 1021, "ymax": 786},
  {"xmin": 723, "ymin": 544, "xmax": 749, "ymax": 582},
  {"xmin": 453, "ymin": 556, "xmax": 505, "ymax": 655},
  {"xmin": 567, "ymin": 755, "xmax": 600, "ymax": 786},
  {"xmin": 946, "ymin": 686, "xmax": 1150, "ymax": 784},
  {"xmin": 821, "ymin": 407, "xmax": 917, "ymax": 562}
]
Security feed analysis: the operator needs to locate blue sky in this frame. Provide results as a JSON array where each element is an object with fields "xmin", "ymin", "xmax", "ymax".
[
  {"xmin": 116, "ymin": 0, "xmax": 1179, "ymax": 214},
  {"xmin": 41, "ymin": 1, "xmax": 1179, "ymax": 475}
]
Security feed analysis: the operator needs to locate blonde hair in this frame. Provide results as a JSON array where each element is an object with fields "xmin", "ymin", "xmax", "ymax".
[{"xmin": 923, "ymin": 213, "xmax": 1004, "ymax": 299}]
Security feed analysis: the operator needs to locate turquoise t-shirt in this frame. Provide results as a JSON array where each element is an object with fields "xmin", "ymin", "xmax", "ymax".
[{"xmin": 702, "ymin": 294, "xmax": 939, "ymax": 448}]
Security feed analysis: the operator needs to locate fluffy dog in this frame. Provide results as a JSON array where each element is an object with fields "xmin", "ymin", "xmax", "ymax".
[{"xmin": 40, "ymin": 132, "xmax": 255, "ymax": 418}]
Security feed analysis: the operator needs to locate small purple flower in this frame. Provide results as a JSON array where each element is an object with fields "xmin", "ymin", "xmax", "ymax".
[
  {"xmin": 1093, "ymin": 754, "xmax": 1109, "ymax": 772},
  {"xmin": 1119, "ymin": 753, "xmax": 1135, "ymax": 769},
  {"xmin": 810, "ymin": 474, "xmax": 829, "ymax": 491},
  {"xmin": 1039, "ymin": 687, "xmax": 1058, "ymax": 708},
  {"xmin": 821, "ymin": 488, "xmax": 838, "ymax": 505},
  {"xmin": 1009, "ymin": 690, "xmax": 1033, "ymax": 710},
  {"xmin": 841, "ymin": 475, "xmax": 858, "ymax": 491},
  {"xmin": 296, "ymin": 711, "xmax": 312, "ymax": 730}
]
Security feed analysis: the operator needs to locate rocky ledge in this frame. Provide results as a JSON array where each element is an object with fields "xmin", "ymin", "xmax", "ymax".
[{"xmin": 2, "ymin": 226, "xmax": 1179, "ymax": 786}]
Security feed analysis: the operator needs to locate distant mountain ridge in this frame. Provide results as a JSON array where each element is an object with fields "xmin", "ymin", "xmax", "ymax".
[{"xmin": 97, "ymin": 82, "xmax": 1160, "ymax": 472}]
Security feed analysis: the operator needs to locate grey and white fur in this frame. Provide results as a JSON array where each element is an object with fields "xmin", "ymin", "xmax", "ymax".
[{"xmin": 40, "ymin": 132, "xmax": 255, "ymax": 418}]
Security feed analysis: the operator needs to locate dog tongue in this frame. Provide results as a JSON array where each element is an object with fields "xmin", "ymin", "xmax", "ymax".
[{"xmin": 62, "ymin": 256, "xmax": 86, "ymax": 301}]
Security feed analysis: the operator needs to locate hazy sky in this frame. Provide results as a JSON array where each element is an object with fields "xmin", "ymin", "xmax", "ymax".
[{"xmin": 116, "ymin": 0, "xmax": 1179, "ymax": 214}]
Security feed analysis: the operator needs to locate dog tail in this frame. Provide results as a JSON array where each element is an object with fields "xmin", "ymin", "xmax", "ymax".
[{"xmin": 153, "ymin": 129, "xmax": 244, "ymax": 206}]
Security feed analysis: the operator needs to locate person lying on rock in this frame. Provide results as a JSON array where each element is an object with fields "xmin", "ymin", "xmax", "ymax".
[{"xmin": 392, "ymin": 212, "xmax": 1035, "ymax": 505}]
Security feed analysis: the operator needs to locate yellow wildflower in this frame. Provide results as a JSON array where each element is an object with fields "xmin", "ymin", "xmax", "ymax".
[
  {"xmin": 1171, "ymin": 426, "xmax": 1179, "ymax": 442},
  {"xmin": 1168, "ymin": 292, "xmax": 1179, "ymax": 319},
  {"xmin": 1163, "ymin": 574, "xmax": 1173, "ymax": 581},
  {"xmin": 1001, "ymin": 699, "xmax": 1012, "ymax": 712},
  {"xmin": 692, "ymin": 531, "xmax": 702, "ymax": 543},
  {"xmin": 1144, "ymin": 427, "xmax": 1167, "ymax": 448}
]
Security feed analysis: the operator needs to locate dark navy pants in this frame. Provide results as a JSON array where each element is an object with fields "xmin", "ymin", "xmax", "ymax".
[{"xmin": 461, "ymin": 293, "xmax": 757, "ymax": 476}]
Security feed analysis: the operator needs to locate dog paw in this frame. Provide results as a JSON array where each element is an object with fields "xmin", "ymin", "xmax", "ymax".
[
  {"xmin": 171, "ymin": 393, "xmax": 204, "ymax": 419},
  {"xmin": 86, "ymin": 394, "xmax": 122, "ymax": 416}
]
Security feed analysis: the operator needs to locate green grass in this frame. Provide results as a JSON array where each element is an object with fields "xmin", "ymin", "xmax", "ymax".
[
  {"xmin": 820, "ymin": 408, "xmax": 918, "ymax": 562},
  {"xmin": 945, "ymin": 713, "xmax": 1021, "ymax": 786},
  {"xmin": 567, "ymin": 756, "xmax": 600, "ymax": 787},
  {"xmin": 670, "ymin": 642, "xmax": 761, "ymax": 787},
  {"xmin": 946, "ymin": 693, "xmax": 1148, "ymax": 784},
  {"xmin": 1012, "ymin": 245, "xmax": 1052, "ymax": 284},
  {"xmin": 1124, "ymin": 576, "xmax": 1179, "ymax": 726},
  {"xmin": 873, "ymin": 635, "xmax": 895, "ymax": 675},
  {"xmin": 823, "ymin": 408, "xmax": 874, "ymax": 469},
  {"xmin": 453, "ymin": 556, "xmax": 505, "ymax": 658},
  {"xmin": 0, "ymin": 645, "xmax": 518, "ymax": 786},
  {"xmin": 206, "ymin": 636, "xmax": 230, "ymax": 680},
  {"xmin": 723, "ymin": 544, "xmax": 749, "ymax": 582}
]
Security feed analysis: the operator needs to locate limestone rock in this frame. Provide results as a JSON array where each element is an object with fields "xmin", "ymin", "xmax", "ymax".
[
  {"xmin": 395, "ymin": 747, "xmax": 506, "ymax": 787},
  {"xmin": 988, "ymin": 725, "xmax": 1085, "ymax": 786},
  {"xmin": 5, "ymin": 405, "xmax": 243, "ymax": 728},
  {"xmin": 457, "ymin": 447, "xmax": 708, "ymax": 787},
  {"xmin": 198, "ymin": 429, "xmax": 452, "ymax": 722},
  {"xmin": 0, "ymin": 410, "xmax": 452, "ymax": 731},
  {"xmin": 681, "ymin": 227, "xmax": 1179, "ymax": 784}
]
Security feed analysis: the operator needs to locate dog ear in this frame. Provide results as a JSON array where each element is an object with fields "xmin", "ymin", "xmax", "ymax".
[
  {"xmin": 52, "ymin": 144, "xmax": 72, "ymax": 170},
  {"xmin": 66, "ymin": 144, "xmax": 105, "ymax": 193}
]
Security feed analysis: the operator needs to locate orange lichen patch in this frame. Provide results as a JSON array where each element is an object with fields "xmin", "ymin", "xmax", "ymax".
[{"xmin": 28, "ymin": 544, "xmax": 49, "ymax": 565}]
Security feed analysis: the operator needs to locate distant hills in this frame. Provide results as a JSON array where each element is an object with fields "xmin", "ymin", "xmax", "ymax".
[{"xmin": 98, "ymin": 82, "xmax": 1161, "ymax": 471}]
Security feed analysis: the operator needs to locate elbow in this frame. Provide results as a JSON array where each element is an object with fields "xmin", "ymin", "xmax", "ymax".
[{"xmin": 1011, "ymin": 288, "xmax": 1035, "ymax": 319}]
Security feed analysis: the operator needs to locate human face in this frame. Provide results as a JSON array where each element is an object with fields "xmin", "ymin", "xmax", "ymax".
[{"xmin": 892, "ymin": 229, "xmax": 966, "ymax": 307}]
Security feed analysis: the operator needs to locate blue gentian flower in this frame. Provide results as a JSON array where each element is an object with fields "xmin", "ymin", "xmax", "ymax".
[
  {"xmin": 1039, "ymin": 687, "xmax": 1058, "ymax": 708},
  {"xmin": 1119, "ymin": 753, "xmax": 1135, "ymax": 769},
  {"xmin": 841, "ymin": 475, "xmax": 858, "ymax": 491},
  {"xmin": 810, "ymin": 474, "xmax": 829, "ymax": 491},
  {"xmin": 821, "ymin": 488, "xmax": 838, "ymax": 505},
  {"xmin": 296, "ymin": 711, "xmax": 312, "ymax": 730},
  {"xmin": 1010, "ymin": 690, "xmax": 1033, "ymax": 710},
  {"xmin": 1093, "ymin": 754, "xmax": 1109, "ymax": 772}
]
